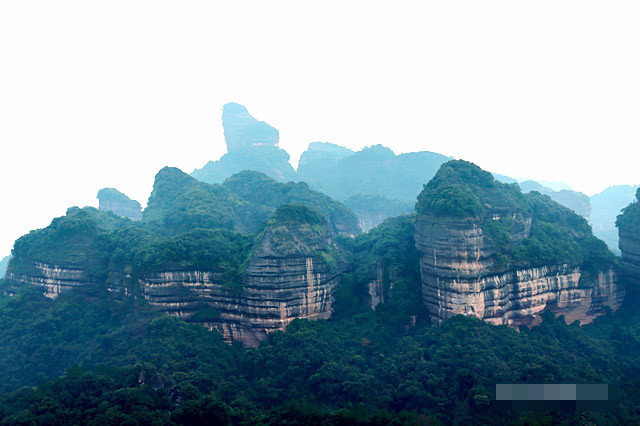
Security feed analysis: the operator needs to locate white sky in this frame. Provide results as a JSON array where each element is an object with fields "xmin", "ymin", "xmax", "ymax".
[{"xmin": 1, "ymin": 1, "xmax": 639, "ymax": 256}]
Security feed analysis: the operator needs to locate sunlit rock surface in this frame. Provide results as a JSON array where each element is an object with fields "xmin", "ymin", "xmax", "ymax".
[
  {"xmin": 415, "ymin": 214, "xmax": 623, "ymax": 326},
  {"xmin": 137, "ymin": 207, "xmax": 344, "ymax": 347}
]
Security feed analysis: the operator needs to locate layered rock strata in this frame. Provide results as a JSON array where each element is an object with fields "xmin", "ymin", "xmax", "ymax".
[
  {"xmin": 140, "ymin": 252, "xmax": 340, "ymax": 347},
  {"xmin": 415, "ymin": 215, "xmax": 624, "ymax": 326},
  {"xmin": 6, "ymin": 262, "xmax": 98, "ymax": 298}
]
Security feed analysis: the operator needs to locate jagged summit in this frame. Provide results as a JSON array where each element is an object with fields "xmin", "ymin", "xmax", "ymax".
[
  {"xmin": 222, "ymin": 102, "xmax": 279, "ymax": 153},
  {"xmin": 191, "ymin": 103, "xmax": 295, "ymax": 183}
]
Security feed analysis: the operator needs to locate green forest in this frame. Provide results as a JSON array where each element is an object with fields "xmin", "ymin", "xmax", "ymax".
[
  {"xmin": 1, "ymin": 161, "xmax": 639, "ymax": 424},
  {"xmin": 0, "ymin": 277, "xmax": 639, "ymax": 424}
]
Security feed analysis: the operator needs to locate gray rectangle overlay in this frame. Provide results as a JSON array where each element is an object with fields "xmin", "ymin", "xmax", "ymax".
[{"xmin": 496, "ymin": 384, "xmax": 610, "ymax": 401}]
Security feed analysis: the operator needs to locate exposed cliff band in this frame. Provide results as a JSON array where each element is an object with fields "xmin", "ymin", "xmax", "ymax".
[
  {"xmin": 415, "ymin": 160, "xmax": 624, "ymax": 326},
  {"xmin": 6, "ymin": 203, "xmax": 343, "ymax": 348}
]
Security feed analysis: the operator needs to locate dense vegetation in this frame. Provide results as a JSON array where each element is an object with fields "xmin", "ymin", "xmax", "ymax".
[
  {"xmin": 417, "ymin": 160, "xmax": 615, "ymax": 273},
  {"xmin": 416, "ymin": 160, "xmax": 525, "ymax": 218},
  {"xmin": 144, "ymin": 167, "xmax": 268, "ymax": 235},
  {"xmin": 616, "ymin": 188, "xmax": 640, "ymax": 234},
  {"xmin": 223, "ymin": 170, "xmax": 360, "ymax": 236},
  {"xmin": 0, "ymin": 277, "xmax": 639, "ymax": 424},
  {"xmin": 335, "ymin": 215, "xmax": 422, "ymax": 324},
  {"xmin": 2, "ymin": 158, "xmax": 635, "ymax": 423}
]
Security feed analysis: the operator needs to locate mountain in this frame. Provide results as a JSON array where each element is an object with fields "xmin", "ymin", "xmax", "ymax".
[
  {"xmin": 5, "ymin": 166, "xmax": 358, "ymax": 347},
  {"xmin": 143, "ymin": 166, "xmax": 269, "ymax": 235},
  {"xmin": 0, "ymin": 255, "xmax": 11, "ymax": 279},
  {"xmin": 297, "ymin": 144, "xmax": 452, "ymax": 202},
  {"xmin": 519, "ymin": 180, "xmax": 591, "ymax": 219},
  {"xmin": 191, "ymin": 103, "xmax": 296, "ymax": 183},
  {"xmin": 342, "ymin": 193, "xmax": 414, "ymax": 232},
  {"xmin": 591, "ymin": 184, "xmax": 639, "ymax": 254},
  {"xmin": 617, "ymin": 188, "xmax": 640, "ymax": 289},
  {"xmin": 415, "ymin": 160, "xmax": 623, "ymax": 326},
  {"xmin": 4, "ymin": 158, "xmax": 640, "ymax": 424},
  {"xmin": 138, "ymin": 204, "xmax": 345, "ymax": 347},
  {"xmin": 97, "ymin": 187, "xmax": 142, "ymax": 220},
  {"xmin": 222, "ymin": 170, "xmax": 361, "ymax": 236}
]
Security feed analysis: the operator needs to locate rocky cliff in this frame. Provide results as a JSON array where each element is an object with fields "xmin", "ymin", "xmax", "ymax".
[
  {"xmin": 126, "ymin": 205, "xmax": 343, "ymax": 347},
  {"xmin": 97, "ymin": 188, "xmax": 142, "ymax": 220},
  {"xmin": 415, "ymin": 161, "xmax": 623, "ymax": 326},
  {"xmin": 191, "ymin": 103, "xmax": 296, "ymax": 183},
  {"xmin": 6, "ymin": 202, "xmax": 343, "ymax": 348},
  {"xmin": 617, "ymin": 189, "xmax": 640, "ymax": 288}
]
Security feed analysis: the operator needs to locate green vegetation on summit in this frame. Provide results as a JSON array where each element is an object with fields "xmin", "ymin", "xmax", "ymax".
[
  {"xmin": 417, "ymin": 160, "xmax": 615, "ymax": 272},
  {"xmin": 617, "ymin": 188, "xmax": 640, "ymax": 234},
  {"xmin": 144, "ymin": 167, "xmax": 268, "ymax": 235},
  {"xmin": 416, "ymin": 160, "xmax": 524, "ymax": 218},
  {"xmin": 223, "ymin": 170, "xmax": 360, "ymax": 236}
]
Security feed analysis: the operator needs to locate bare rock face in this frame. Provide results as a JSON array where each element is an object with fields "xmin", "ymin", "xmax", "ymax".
[
  {"xmin": 138, "ymin": 205, "xmax": 344, "ymax": 347},
  {"xmin": 414, "ymin": 160, "xmax": 624, "ymax": 327},
  {"xmin": 6, "ymin": 262, "xmax": 97, "ymax": 298},
  {"xmin": 415, "ymin": 214, "xmax": 623, "ymax": 326},
  {"xmin": 97, "ymin": 188, "xmax": 142, "ymax": 221}
]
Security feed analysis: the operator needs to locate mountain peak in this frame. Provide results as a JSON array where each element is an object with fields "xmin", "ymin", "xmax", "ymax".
[{"xmin": 222, "ymin": 102, "xmax": 279, "ymax": 153}]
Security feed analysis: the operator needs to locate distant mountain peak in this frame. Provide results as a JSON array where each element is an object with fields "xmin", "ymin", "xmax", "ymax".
[
  {"xmin": 222, "ymin": 102, "xmax": 279, "ymax": 153},
  {"xmin": 97, "ymin": 187, "xmax": 142, "ymax": 221}
]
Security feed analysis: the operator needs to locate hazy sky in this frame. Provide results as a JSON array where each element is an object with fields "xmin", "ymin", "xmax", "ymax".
[{"xmin": 1, "ymin": 1, "xmax": 639, "ymax": 256}]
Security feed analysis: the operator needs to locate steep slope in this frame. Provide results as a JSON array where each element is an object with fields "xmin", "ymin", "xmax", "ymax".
[
  {"xmin": 519, "ymin": 180, "xmax": 591, "ymax": 219},
  {"xmin": 6, "ymin": 171, "xmax": 347, "ymax": 347},
  {"xmin": 415, "ymin": 160, "xmax": 623, "ymax": 326},
  {"xmin": 97, "ymin": 187, "xmax": 142, "ymax": 220},
  {"xmin": 591, "ymin": 185, "xmax": 639, "ymax": 254},
  {"xmin": 6, "ymin": 208, "xmax": 128, "ymax": 297},
  {"xmin": 191, "ymin": 103, "xmax": 296, "ymax": 183},
  {"xmin": 121, "ymin": 205, "xmax": 345, "ymax": 347},
  {"xmin": 144, "ymin": 167, "xmax": 270, "ymax": 235},
  {"xmin": 342, "ymin": 193, "xmax": 413, "ymax": 232},
  {"xmin": 617, "ymin": 188, "xmax": 640, "ymax": 288},
  {"xmin": 340, "ymin": 215, "xmax": 421, "ymax": 315},
  {"xmin": 0, "ymin": 255, "xmax": 11, "ymax": 279},
  {"xmin": 223, "ymin": 170, "xmax": 361, "ymax": 236}
]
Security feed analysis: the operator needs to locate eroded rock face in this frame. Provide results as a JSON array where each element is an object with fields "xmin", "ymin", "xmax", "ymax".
[
  {"xmin": 137, "ymin": 223, "xmax": 342, "ymax": 347},
  {"xmin": 415, "ymin": 215, "xmax": 624, "ymax": 326},
  {"xmin": 6, "ymin": 262, "xmax": 98, "ymax": 298}
]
